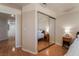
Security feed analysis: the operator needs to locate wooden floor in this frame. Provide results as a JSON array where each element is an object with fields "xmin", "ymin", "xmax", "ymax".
[
  {"xmin": 0, "ymin": 39, "xmax": 34, "ymax": 56},
  {"xmin": 38, "ymin": 40, "xmax": 50, "ymax": 51},
  {"xmin": 37, "ymin": 44, "xmax": 67, "ymax": 56},
  {"xmin": 0, "ymin": 39, "xmax": 67, "ymax": 56}
]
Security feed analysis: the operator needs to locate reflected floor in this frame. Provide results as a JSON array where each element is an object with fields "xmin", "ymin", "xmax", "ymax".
[
  {"xmin": 38, "ymin": 39, "xmax": 53, "ymax": 51},
  {"xmin": 37, "ymin": 44, "xmax": 68, "ymax": 56}
]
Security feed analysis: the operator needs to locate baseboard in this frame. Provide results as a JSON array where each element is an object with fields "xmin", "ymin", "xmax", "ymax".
[
  {"xmin": 15, "ymin": 44, "xmax": 21, "ymax": 48},
  {"xmin": 0, "ymin": 39, "xmax": 8, "ymax": 42},
  {"xmin": 55, "ymin": 43, "xmax": 62, "ymax": 46},
  {"xmin": 22, "ymin": 48, "xmax": 37, "ymax": 54}
]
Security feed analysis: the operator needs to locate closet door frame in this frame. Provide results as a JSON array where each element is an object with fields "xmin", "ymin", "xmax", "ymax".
[
  {"xmin": 37, "ymin": 11, "xmax": 56, "ymax": 51},
  {"xmin": 49, "ymin": 17, "xmax": 56, "ymax": 44}
]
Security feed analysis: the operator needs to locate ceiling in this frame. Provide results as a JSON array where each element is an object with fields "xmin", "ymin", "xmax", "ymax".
[
  {"xmin": 0, "ymin": 3, "xmax": 29, "ymax": 10},
  {"xmin": 1, "ymin": 3, "xmax": 79, "ymax": 16},
  {"xmin": 46, "ymin": 3, "xmax": 79, "ymax": 16}
]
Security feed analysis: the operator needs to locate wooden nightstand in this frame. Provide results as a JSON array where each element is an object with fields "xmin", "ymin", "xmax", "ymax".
[
  {"xmin": 44, "ymin": 34, "xmax": 49, "ymax": 42},
  {"xmin": 63, "ymin": 36, "xmax": 72, "ymax": 48}
]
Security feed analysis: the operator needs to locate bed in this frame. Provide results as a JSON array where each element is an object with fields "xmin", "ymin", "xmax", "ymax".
[
  {"xmin": 65, "ymin": 38, "xmax": 79, "ymax": 56},
  {"xmin": 37, "ymin": 30, "xmax": 44, "ymax": 40}
]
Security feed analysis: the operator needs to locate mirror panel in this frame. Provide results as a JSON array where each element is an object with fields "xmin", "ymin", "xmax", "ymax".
[{"xmin": 37, "ymin": 12, "xmax": 55, "ymax": 51}]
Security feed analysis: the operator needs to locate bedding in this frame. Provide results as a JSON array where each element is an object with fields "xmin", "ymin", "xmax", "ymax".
[
  {"xmin": 37, "ymin": 30, "xmax": 44, "ymax": 39},
  {"xmin": 65, "ymin": 38, "xmax": 79, "ymax": 56}
]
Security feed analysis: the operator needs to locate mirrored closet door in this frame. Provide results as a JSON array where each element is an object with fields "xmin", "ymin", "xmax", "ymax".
[
  {"xmin": 37, "ymin": 12, "xmax": 56, "ymax": 51},
  {"xmin": 49, "ymin": 17, "xmax": 55, "ymax": 45}
]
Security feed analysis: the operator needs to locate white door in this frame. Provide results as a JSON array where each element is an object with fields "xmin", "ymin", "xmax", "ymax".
[{"xmin": 49, "ymin": 18, "xmax": 55, "ymax": 44}]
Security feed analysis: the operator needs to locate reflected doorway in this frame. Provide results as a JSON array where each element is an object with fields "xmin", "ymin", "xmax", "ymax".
[{"xmin": 0, "ymin": 12, "xmax": 16, "ymax": 53}]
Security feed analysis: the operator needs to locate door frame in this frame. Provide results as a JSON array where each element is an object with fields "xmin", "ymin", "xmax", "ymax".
[
  {"xmin": 0, "ymin": 4, "xmax": 21, "ymax": 48},
  {"xmin": 37, "ymin": 11, "xmax": 56, "ymax": 52}
]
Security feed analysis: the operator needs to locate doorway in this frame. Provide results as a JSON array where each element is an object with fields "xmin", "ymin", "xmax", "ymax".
[
  {"xmin": 0, "ymin": 12, "xmax": 16, "ymax": 53},
  {"xmin": 8, "ymin": 15, "xmax": 15, "ymax": 49}
]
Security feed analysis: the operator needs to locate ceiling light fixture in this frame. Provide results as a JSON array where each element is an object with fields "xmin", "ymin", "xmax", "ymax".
[{"xmin": 40, "ymin": 3, "xmax": 47, "ymax": 7}]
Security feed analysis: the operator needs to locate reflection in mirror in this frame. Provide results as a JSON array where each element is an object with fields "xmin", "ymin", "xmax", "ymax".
[
  {"xmin": 37, "ymin": 12, "xmax": 56, "ymax": 52},
  {"xmin": 0, "ymin": 12, "xmax": 16, "ymax": 52}
]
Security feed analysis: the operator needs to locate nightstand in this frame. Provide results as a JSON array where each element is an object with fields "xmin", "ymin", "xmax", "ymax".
[
  {"xmin": 44, "ymin": 34, "xmax": 49, "ymax": 42},
  {"xmin": 63, "ymin": 36, "xmax": 72, "ymax": 48}
]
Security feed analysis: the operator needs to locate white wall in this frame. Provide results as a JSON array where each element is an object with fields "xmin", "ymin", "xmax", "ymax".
[
  {"xmin": 0, "ymin": 5, "xmax": 21, "ymax": 15},
  {"xmin": 22, "ymin": 4, "xmax": 37, "ymax": 54},
  {"xmin": 36, "ymin": 4, "xmax": 56, "ymax": 18},
  {"xmin": 22, "ymin": 10, "xmax": 37, "ymax": 54},
  {"xmin": 56, "ymin": 11, "xmax": 79, "ymax": 46},
  {"xmin": 0, "ymin": 18, "xmax": 8, "ymax": 41}
]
